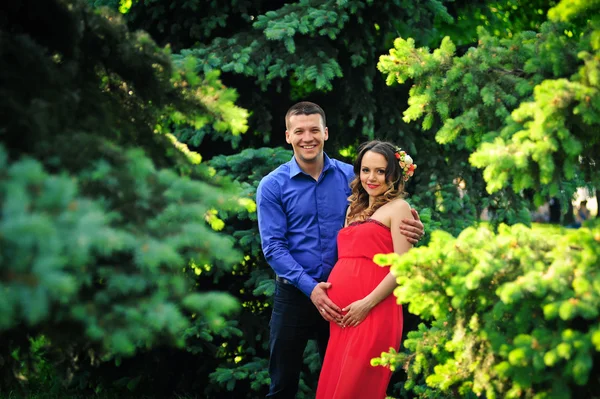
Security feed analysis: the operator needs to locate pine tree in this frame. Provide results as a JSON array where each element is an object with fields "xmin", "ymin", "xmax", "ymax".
[
  {"xmin": 74, "ymin": 0, "xmax": 571, "ymax": 396},
  {"xmin": 378, "ymin": 0, "xmax": 599, "ymax": 215},
  {"xmin": 94, "ymin": 0, "xmax": 560, "ymax": 232},
  {"xmin": 80, "ymin": 0, "xmax": 557, "ymax": 396},
  {"xmin": 374, "ymin": 0, "xmax": 600, "ymax": 396},
  {"xmin": 0, "ymin": 0, "xmax": 249, "ymax": 392}
]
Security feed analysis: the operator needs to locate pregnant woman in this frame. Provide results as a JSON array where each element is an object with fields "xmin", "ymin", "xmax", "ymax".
[{"xmin": 316, "ymin": 140, "xmax": 417, "ymax": 399}]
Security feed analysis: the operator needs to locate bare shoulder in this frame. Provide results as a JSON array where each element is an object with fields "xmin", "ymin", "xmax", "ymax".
[
  {"xmin": 386, "ymin": 198, "xmax": 412, "ymax": 220},
  {"xmin": 387, "ymin": 198, "xmax": 411, "ymax": 212},
  {"xmin": 372, "ymin": 198, "xmax": 411, "ymax": 224}
]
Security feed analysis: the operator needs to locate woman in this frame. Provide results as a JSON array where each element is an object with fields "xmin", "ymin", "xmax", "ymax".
[{"xmin": 316, "ymin": 140, "xmax": 416, "ymax": 399}]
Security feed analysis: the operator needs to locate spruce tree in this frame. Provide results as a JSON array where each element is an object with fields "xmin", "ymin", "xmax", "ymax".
[
  {"xmin": 0, "ymin": 0, "xmax": 249, "ymax": 392},
  {"xmin": 375, "ymin": 0, "xmax": 600, "ymax": 396},
  {"xmin": 75, "ymin": 0, "xmax": 571, "ymax": 397}
]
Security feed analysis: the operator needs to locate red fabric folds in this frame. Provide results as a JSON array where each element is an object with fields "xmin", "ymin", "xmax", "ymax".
[{"xmin": 316, "ymin": 220, "xmax": 403, "ymax": 399}]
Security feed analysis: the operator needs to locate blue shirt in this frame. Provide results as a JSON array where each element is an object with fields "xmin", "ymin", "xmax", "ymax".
[{"xmin": 256, "ymin": 154, "xmax": 355, "ymax": 297}]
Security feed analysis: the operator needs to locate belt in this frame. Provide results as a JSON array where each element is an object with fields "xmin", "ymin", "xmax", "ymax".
[{"xmin": 275, "ymin": 276, "xmax": 293, "ymax": 285}]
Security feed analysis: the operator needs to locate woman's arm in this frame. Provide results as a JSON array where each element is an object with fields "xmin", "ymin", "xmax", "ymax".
[{"xmin": 341, "ymin": 200, "xmax": 413, "ymax": 327}]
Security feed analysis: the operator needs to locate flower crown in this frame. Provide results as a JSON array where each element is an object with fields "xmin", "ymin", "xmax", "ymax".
[{"xmin": 394, "ymin": 147, "xmax": 417, "ymax": 182}]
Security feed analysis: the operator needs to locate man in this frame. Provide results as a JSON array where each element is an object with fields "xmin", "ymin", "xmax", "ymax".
[
  {"xmin": 256, "ymin": 101, "xmax": 424, "ymax": 398},
  {"xmin": 575, "ymin": 200, "xmax": 591, "ymax": 227}
]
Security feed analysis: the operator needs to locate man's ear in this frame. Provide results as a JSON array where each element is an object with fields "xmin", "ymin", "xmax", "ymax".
[
  {"xmin": 285, "ymin": 131, "xmax": 291, "ymax": 144},
  {"xmin": 324, "ymin": 127, "xmax": 329, "ymax": 141}
]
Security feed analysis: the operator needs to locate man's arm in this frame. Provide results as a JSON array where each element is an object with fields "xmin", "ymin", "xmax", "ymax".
[
  {"xmin": 257, "ymin": 179, "xmax": 317, "ymax": 296},
  {"xmin": 257, "ymin": 178, "xmax": 342, "ymax": 322},
  {"xmin": 400, "ymin": 208, "xmax": 425, "ymax": 244}
]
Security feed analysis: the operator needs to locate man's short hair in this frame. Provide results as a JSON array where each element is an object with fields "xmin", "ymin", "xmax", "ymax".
[{"xmin": 285, "ymin": 101, "xmax": 326, "ymax": 130}]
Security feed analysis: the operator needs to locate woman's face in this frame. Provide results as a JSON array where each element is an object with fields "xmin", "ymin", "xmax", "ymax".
[{"xmin": 360, "ymin": 150, "xmax": 389, "ymax": 198}]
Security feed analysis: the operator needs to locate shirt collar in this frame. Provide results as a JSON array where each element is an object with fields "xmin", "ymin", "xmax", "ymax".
[{"xmin": 289, "ymin": 153, "xmax": 334, "ymax": 178}]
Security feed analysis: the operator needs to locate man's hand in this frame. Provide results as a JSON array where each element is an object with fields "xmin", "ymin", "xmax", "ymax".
[
  {"xmin": 310, "ymin": 282, "xmax": 342, "ymax": 322},
  {"xmin": 399, "ymin": 208, "xmax": 425, "ymax": 245}
]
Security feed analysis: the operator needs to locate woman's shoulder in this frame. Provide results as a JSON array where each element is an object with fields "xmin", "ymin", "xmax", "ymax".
[
  {"xmin": 384, "ymin": 197, "xmax": 411, "ymax": 211},
  {"xmin": 376, "ymin": 198, "xmax": 411, "ymax": 219},
  {"xmin": 370, "ymin": 198, "xmax": 410, "ymax": 227}
]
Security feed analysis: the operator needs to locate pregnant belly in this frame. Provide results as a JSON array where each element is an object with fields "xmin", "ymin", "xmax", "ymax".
[{"xmin": 327, "ymin": 258, "xmax": 382, "ymax": 308}]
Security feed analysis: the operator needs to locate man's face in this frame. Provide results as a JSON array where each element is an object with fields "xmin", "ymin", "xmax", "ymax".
[{"xmin": 285, "ymin": 113, "xmax": 328, "ymax": 164}]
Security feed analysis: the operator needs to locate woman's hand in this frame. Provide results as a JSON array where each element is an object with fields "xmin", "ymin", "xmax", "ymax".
[{"xmin": 341, "ymin": 298, "xmax": 373, "ymax": 328}]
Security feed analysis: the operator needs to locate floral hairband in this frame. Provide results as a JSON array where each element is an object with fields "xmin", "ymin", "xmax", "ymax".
[{"xmin": 395, "ymin": 148, "xmax": 417, "ymax": 182}]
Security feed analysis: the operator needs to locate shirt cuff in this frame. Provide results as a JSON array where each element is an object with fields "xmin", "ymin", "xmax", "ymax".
[{"xmin": 297, "ymin": 274, "xmax": 318, "ymax": 298}]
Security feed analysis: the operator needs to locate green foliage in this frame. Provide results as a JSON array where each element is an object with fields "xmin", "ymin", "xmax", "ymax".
[
  {"xmin": 94, "ymin": 0, "xmax": 452, "ymax": 142},
  {"xmin": 376, "ymin": 1, "xmax": 600, "ymax": 397},
  {"xmin": 8, "ymin": 336, "xmax": 63, "ymax": 395},
  {"xmin": 436, "ymin": 0, "xmax": 558, "ymax": 47},
  {"xmin": 374, "ymin": 224, "xmax": 600, "ymax": 398},
  {"xmin": 378, "ymin": 0, "xmax": 599, "ymax": 201},
  {"xmin": 177, "ymin": 0, "xmax": 451, "ymax": 92},
  {"xmin": 168, "ymin": 68, "xmax": 250, "ymax": 149},
  {"xmin": 0, "ymin": 0, "xmax": 248, "ymax": 392},
  {"xmin": 95, "ymin": 0, "xmax": 535, "ymax": 231},
  {"xmin": 52, "ymin": 0, "xmax": 598, "ymax": 397}
]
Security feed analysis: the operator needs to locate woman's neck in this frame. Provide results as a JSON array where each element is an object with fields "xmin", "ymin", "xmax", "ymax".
[{"xmin": 368, "ymin": 195, "xmax": 375, "ymax": 207}]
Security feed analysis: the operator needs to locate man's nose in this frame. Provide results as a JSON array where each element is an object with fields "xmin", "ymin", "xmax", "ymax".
[{"xmin": 301, "ymin": 131, "xmax": 313, "ymax": 141}]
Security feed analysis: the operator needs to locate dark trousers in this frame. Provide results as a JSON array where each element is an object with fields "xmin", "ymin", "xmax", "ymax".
[{"xmin": 267, "ymin": 280, "xmax": 330, "ymax": 399}]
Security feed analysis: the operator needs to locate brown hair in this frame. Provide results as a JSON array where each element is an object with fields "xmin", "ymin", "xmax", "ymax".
[
  {"xmin": 285, "ymin": 101, "xmax": 326, "ymax": 130},
  {"xmin": 346, "ymin": 140, "xmax": 406, "ymax": 223}
]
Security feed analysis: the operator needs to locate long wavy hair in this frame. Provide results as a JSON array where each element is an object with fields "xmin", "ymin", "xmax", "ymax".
[{"xmin": 346, "ymin": 140, "xmax": 406, "ymax": 224}]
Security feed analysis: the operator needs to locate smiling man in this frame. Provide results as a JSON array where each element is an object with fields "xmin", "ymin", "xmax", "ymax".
[{"xmin": 256, "ymin": 101, "xmax": 424, "ymax": 398}]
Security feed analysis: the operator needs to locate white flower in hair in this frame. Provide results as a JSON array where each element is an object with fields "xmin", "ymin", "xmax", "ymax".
[{"xmin": 404, "ymin": 154, "xmax": 413, "ymax": 166}]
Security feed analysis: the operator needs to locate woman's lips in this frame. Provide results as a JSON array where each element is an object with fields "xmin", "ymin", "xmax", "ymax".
[{"xmin": 367, "ymin": 184, "xmax": 379, "ymax": 189}]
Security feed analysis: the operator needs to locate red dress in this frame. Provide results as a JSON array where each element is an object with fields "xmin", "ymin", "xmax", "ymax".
[{"xmin": 316, "ymin": 219, "xmax": 403, "ymax": 399}]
